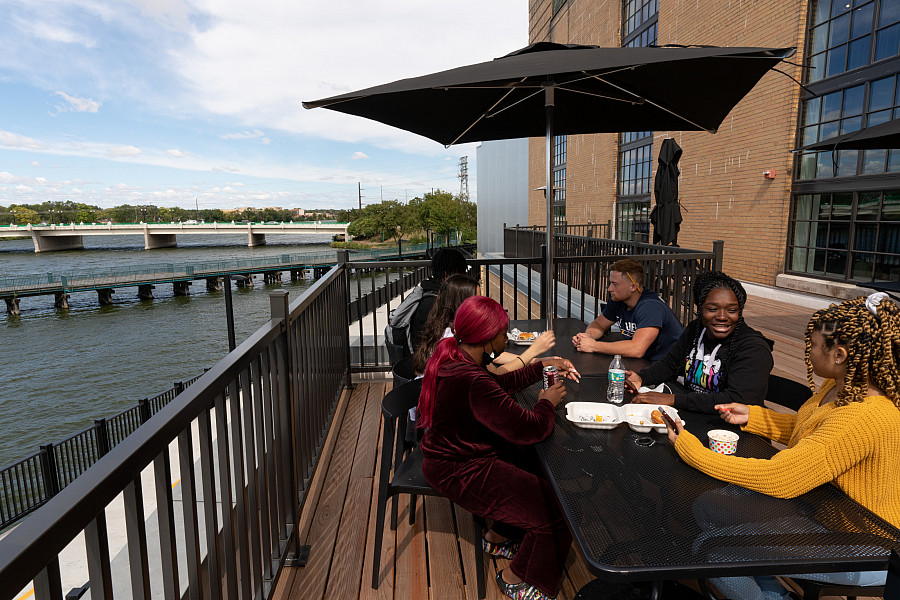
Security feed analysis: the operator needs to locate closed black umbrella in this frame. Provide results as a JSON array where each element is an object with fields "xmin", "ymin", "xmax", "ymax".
[
  {"xmin": 651, "ymin": 138, "xmax": 683, "ymax": 246},
  {"xmin": 802, "ymin": 118, "xmax": 900, "ymax": 151},
  {"xmin": 304, "ymin": 42, "xmax": 794, "ymax": 324}
]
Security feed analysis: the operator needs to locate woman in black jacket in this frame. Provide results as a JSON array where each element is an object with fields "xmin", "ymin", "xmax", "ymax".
[{"xmin": 625, "ymin": 271, "xmax": 774, "ymax": 414}]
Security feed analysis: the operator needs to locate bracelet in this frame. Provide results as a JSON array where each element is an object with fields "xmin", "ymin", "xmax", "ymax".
[{"xmin": 516, "ymin": 356, "xmax": 526, "ymax": 369}]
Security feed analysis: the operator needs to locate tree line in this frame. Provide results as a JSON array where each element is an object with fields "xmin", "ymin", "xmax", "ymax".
[
  {"xmin": 338, "ymin": 190, "xmax": 476, "ymax": 243},
  {"xmin": 0, "ymin": 202, "xmax": 334, "ymax": 225}
]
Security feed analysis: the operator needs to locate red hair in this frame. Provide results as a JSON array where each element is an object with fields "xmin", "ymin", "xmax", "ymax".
[{"xmin": 417, "ymin": 296, "xmax": 509, "ymax": 430}]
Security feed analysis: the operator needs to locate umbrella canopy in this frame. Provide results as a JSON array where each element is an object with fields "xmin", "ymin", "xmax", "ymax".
[
  {"xmin": 651, "ymin": 138, "xmax": 683, "ymax": 246},
  {"xmin": 304, "ymin": 42, "xmax": 794, "ymax": 324},
  {"xmin": 802, "ymin": 118, "xmax": 900, "ymax": 151},
  {"xmin": 304, "ymin": 43, "xmax": 794, "ymax": 144}
]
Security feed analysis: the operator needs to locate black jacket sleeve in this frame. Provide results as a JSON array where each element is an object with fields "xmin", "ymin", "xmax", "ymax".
[{"xmin": 638, "ymin": 326, "xmax": 693, "ymax": 386}]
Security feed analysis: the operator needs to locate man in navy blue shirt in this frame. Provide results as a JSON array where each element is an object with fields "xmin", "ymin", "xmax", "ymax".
[{"xmin": 572, "ymin": 259, "xmax": 683, "ymax": 361}]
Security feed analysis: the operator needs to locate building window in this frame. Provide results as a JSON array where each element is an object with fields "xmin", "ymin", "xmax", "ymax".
[
  {"xmin": 553, "ymin": 135, "xmax": 567, "ymax": 227},
  {"xmin": 807, "ymin": 0, "xmax": 900, "ymax": 83},
  {"xmin": 790, "ymin": 0, "xmax": 900, "ymax": 282},
  {"xmin": 616, "ymin": 1, "xmax": 657, "ymax": 242},
  {"xmin": 789, "ymin": 191, "xmax": 900, "ymax": 281},
  {"xmin": 622, "ymin": 0, "xmax": 658, "ymax": 47},
  {"xmin": 616, "ymin": 132, "xmax": 653, "ymax": 242}
]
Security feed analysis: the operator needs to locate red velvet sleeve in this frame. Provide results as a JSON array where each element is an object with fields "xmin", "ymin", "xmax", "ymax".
[
  {"xmin": 494, "ymin": 361, "xmax": 543, "ymax": 394},
  {"xmin": 468, "ymin": 365, "xmax": 556, "ymax": 445}
]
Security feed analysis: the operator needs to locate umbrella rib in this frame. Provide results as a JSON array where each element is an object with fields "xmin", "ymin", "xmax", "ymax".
[
  {"xmin": 587, "ymin": 73, "xmax": 716, "ymax": 132},
  {"xmin": 560, "ymin": 86, "xmax": 641, "ymax": 104},
  {"xmin": 447, "ymin": 77, "xmax": 529, "ymax": 146}
]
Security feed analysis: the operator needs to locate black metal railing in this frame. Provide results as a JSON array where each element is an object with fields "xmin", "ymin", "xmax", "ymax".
[
  {"xmin": 0, "ymin": 238, "xmax": 716, "ymax": 600},
  {"xmin": 0, "ymin": 263, "xmax": 349, "ymax": 600},
  {"xmin": 0, "ymin": 375, "xmax": 203, "ymax": 530}
]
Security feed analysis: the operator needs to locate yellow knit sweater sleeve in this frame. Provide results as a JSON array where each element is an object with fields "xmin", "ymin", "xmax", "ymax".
[
  {"xmin": 674, "ymin": 400, "xmax": 888, "ymax": 499},
  {"xmin": 742, "ymin": 404, "xmax": 797, "ymax": 445}
]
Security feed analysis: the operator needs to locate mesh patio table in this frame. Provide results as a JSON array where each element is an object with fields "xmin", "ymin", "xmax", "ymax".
[{"xmin": 508, "ymin": 318, "xmax": 900, "ymax": 594}]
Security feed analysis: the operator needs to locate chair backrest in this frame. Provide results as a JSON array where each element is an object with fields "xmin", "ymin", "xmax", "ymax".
[
  {"xmin": 391, "ymin": 356, "xmax": 417, "ymax": 389},
  {"xmin": 767, "ymin": 374, "xmax": 813, "ymax": 412},
  {"xmin": 886, "ymin": 548, "xmax": 900, "ymax": 600},
  {"xmin": 382, "ymin": 378, "xmax": 423, "ymax": 421}
]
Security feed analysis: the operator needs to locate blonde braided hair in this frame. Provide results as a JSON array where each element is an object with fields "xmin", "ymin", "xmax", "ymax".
[{"xmin": 804, "ymin": 295, "xmax": 900, "ymax": 407}]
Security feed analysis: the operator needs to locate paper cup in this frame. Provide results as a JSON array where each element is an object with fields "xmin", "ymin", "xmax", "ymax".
[{"xmin": 708, "ymin": 429, "xmax": 739, "ymax": 455}]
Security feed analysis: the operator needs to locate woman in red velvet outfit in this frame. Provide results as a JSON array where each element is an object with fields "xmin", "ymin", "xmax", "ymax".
[{"xmin": 419, "ymin": 296, "xmax": 577, "ymax": 600}]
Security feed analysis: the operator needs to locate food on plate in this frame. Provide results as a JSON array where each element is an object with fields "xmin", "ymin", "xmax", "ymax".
[
  {"xmin": 651, "ymin": 409, "xmax": 665, "ymax": 425},
  {"xmin": 517, "ymin": 331, "xmax": 536, "ymax": 340}
]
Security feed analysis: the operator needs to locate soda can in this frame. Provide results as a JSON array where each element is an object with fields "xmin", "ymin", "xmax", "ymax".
[{"xmin": 543, "ymin": 366, "xmax": 559, "ymax": 389}]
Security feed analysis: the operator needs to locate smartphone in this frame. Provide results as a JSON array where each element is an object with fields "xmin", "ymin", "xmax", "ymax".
[{"xmin": 658, "ymin": 406, "xmax": 678, "ymax": 429}]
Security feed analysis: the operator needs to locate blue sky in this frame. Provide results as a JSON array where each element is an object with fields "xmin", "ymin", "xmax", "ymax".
[{"xmin": 0, "ymin": 0, "xmax": 527, "ymax": 210}]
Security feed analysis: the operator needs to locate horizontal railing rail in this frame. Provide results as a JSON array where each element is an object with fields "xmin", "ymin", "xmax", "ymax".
[{"xmin": 0, "ymin": 262, "xmax": 350, "ymax": 600}]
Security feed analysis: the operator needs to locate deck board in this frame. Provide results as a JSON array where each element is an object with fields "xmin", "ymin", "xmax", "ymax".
[{"xmin": 274, "ymin": 293, "xmax": 873, "ymax": 600}]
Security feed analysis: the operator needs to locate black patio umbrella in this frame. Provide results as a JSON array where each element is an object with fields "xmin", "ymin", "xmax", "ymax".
[
  {"xmin": 304, "ymin": 42, "xmax": 794, "ymax": 324},
  {"xmin": 802, "ymin": 118, "xmax": 900, "ymax": 151},
  {"xmin": 651, "ymin": 138, "xmax": 683, "ymax": 246}
]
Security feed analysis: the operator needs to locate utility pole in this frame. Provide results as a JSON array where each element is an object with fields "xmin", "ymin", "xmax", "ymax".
[
  {"xmin": 458, "ymin": 156, "xmax": 469, "ymax": 201},
  {"xmin": 358, "ymin": 182, "xmax": 363, "ymax": 219}
]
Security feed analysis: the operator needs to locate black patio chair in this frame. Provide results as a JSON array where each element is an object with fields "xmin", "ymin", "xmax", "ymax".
[
  {"xmin": 766, "ymin": 374, "xmax": 813, "ymax": 412},
  {"xmin": 391, "ymin": 355, "xmax": 416, "ymax": 389},
  {"xmin": 371, "ymin": 379, "xmax": 486, "ymax": 598}
]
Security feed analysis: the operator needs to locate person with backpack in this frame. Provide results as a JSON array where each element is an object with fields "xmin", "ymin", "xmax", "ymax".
[{"xmin": 386, "ymin": 247, "xmax": 468, "ymax": 359}]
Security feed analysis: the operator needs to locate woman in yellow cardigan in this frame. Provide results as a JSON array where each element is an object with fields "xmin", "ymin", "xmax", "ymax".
[{"xmin": 665, "ymin": 293, "xmax": 900, "ymax": 600}]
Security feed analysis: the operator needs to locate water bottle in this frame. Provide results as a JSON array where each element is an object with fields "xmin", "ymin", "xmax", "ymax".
[{"xmin": 607, "ymin": 354, "xmax": 625, "ymax": 404}]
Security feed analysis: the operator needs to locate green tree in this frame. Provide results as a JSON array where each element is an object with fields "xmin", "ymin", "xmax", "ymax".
[{"xmin": 11, "ymin": 205, "xmax": 40, "ymax": 225}]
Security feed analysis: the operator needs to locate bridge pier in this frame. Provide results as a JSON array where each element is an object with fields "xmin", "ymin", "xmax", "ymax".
[
  {"xmin": 54, "ymin": 292, "xmax": 70, "ymax": 309},
  {"xmin": 264, "ymin": 271, "xmax": 281, "ymax": 285},
  {"xmin": 206, "ymin": 277, "xmax": 222, "ymax": 292},
  {"xmin": 97, "ymin": 289, "xmax": 114, "ymax": 306},
  {"xmin": 173, "ymin": 281, "xmax": 192, "ymax": 296},
  {"xmin": 138, "ymin": 285, "xmax": 155, "ymax": 300},
  {"xmin": 235, "ymin": 274, "xmax": 254, "ymax": 288},
  {"xmin": 248, "ymin": 233, "xmax": 266, "ymax": 247},
  {"xmin": 143, "ymin": 230, "xmax": 177, "ymax": 250},
  {"xmin": 29, "ymin": 229, "xmax": 84, "ymax": 253},
  {"xmin": 290, "ymin": 269, "xmax": 303, "ymax": 281},
  {"xmin": 5, "ymin": 298, "xmax": 20, "ymax": 316}
]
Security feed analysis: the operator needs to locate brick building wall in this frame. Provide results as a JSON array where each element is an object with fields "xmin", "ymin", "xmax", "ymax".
[{"xmin": 526, "ymin": 0, "xmax": 810, "ymax": 285}]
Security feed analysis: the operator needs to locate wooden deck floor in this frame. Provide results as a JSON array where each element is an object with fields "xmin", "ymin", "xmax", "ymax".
[{"xmin": 273, "ymin": 294, "xmax": 877, "ymax": 600}]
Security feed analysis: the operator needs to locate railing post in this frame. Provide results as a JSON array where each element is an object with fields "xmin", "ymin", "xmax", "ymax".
[
  {"xmin": 138, "ymin": 398, "xmax": 151, "ymax": 424},
  {"xmin": 337, "ymin": 251, "xmax": 354, "ymax": 390},
  {"xmin": 540, "ymin": 244, "xmax": 548, "ymax": 321},
  {"xmin": 39, "ymin": 444, "xmax": 61, "ymax": 497},
  {"xmin": 174, "ymin": 381, "xmax": 184, "ymax": 395},
  {"xmin": 712, "ymin": 240, "xmax": 725, "ymax": 271},
  {"xmin": 94, "ymin": 419, "xmax": 111, "ymax": 457}
]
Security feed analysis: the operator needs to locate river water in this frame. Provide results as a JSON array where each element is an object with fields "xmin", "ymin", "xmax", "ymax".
[{"xmin": 0, "ymin": 234, "xmax": 335, "ymax": 468}]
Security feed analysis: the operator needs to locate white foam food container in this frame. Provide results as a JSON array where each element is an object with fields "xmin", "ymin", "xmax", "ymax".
[
  {"xmin": 565, "ymin": 402, "xmax": 622, "ymax": 430},
  {"xmin": 622, "ymin": 404, "xmax": 683, "ymax": 433},
  {"xmin": 565, "ymin": 403, "xmax": 684, "ymax": 433}
]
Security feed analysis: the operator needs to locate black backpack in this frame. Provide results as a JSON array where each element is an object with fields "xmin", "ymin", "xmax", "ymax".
[{"xmin": 385, "ymin": 285, "xmax": 438, "ymax": 355}]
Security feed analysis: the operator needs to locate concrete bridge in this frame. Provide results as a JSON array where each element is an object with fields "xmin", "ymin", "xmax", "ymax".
[{"xmin": 0, "ymin": 221, "xmax": 351, "ymax": 252}]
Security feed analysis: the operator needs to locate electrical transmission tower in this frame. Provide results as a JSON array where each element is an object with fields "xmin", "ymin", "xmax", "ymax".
[{"xmin": 458, "ymin": 156, "xmax": 469, "ymax": 201}]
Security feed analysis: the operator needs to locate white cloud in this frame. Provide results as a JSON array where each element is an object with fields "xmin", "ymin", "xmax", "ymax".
[
  {"xmin": 351, "ymin": 151, "xmax": 369, "ymax": 160},
  {"xmin": 108, "ymin": 145, "xmax": 142, "ymax": 157},
  {"xmin": 166, "ymin": 149, "xmax": 187, "ymax": 157},
  {"xmin": 30, "ymin": 161, "xmax": 40, "ymax": 167},
  {"xmin": 27, "ymin": 19, "xmax": 96, "ymax": 48},
  {"xmin": 220, "ymin": 130, "xmax": 266, "ymax": 140},
  {"xmin": 54, "ymin": 91, "xmax": 101, "ymax": 113},
  {"xmin": 0, "ymin": 131, "xmax": 45, "ymax": 150}
]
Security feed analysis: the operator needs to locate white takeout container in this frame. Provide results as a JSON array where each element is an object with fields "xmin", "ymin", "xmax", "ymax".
[
  {"xmin": 565, "ymin": 402, "xmax": 622, "ymax": 429},
  {"xmin": 565, "ymin": 402, "xmax": 683, "ymax": 433},
  {"xmin": 508, "ymin": 328, "xmax": 540, "ymax": 345},
  {"xmin": 622, "ymin": 404, "xmax": 683, "ymax": 433}
]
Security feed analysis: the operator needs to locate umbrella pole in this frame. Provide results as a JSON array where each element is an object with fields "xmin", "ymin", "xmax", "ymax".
[{"xmin": 545, "ymin": 85, "xmax": 555, "ymax": 331}]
